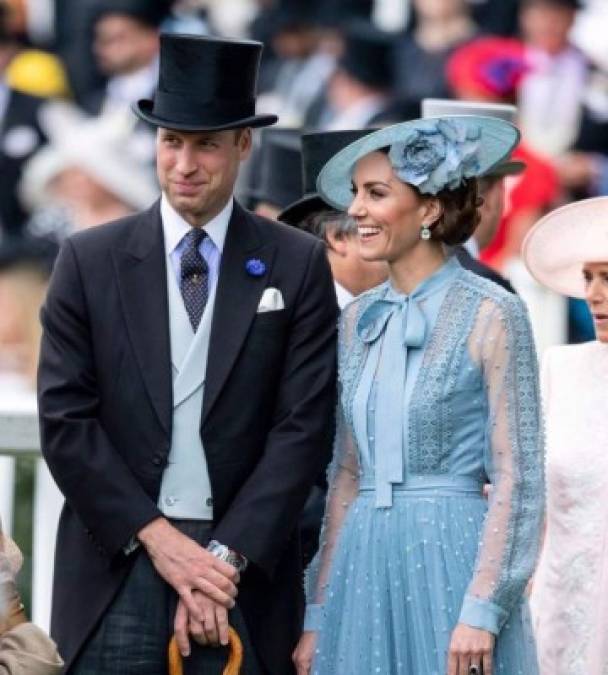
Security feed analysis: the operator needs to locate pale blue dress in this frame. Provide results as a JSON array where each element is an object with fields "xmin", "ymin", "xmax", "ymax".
[{"xmin": 305, "ymin": 258, "xmax": 543, "ymax": 675}]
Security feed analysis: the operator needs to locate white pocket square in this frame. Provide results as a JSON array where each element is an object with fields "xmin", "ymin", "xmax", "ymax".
[{"xmin": 257, "ymin": 287, "xmax": 285, "ymax": 313}]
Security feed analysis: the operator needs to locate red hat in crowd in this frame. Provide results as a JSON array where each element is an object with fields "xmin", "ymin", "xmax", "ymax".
[{"xmin": 447, "ymin": 37, "xmax": 529, "ymax": 102}]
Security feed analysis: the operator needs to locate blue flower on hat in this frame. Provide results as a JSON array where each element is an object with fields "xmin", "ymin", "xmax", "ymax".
[
  {"xmin": 389, "ymin": 119, "xmax": 482, "ymax": 195},
  {"xmin": 245, "ymin": 258, "xmax": 266, "ymax": 277}
]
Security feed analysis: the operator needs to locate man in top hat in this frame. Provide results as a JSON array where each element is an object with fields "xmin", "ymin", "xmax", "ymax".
[
  {"xmin": 38, "ymin": 34, "xmax": 338, "ymax": 675},
  {"xmin": 279, "ymin": 130, "xmax": 388, "ymax": 568},
  {"xmin": 280, "ymin": 129, "xmax": 387, "ymax": 309},
  {"xmin": 247, "ymin": 127, "xmax": 302, "ymax": 221},
  {"xmin": 422, "ymin": 98, "xmax": 521, "ymax": 293}
]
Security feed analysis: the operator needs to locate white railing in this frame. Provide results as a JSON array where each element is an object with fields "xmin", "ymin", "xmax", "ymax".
[{"xmin": 0, "ymin": 407, "xmax": 62, "ymax": 633}]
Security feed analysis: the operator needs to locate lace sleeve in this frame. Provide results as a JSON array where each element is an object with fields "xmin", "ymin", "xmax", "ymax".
[
  {"xmin": 303, "ymin": 302, "xmax": 361, "ymax": 632},
  {"xmin": 459, "ymin": 296, "xmax": 544, "ymax": 635}
]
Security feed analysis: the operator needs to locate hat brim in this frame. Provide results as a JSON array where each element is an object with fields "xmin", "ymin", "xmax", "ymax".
[
  {"xmin": 132, "ymin": 100, "xmax": 278, "ymax": 132},
  {"xmin": 522, "ymin": 196, "xmax": 608, "ymax": 299},
  {"xmin": 484, "ymin": 159, "xmax": 526, "ymax": 178},
  {"xmin": 316, "ymin": 115, "xmax": 520, "ymax": 210},
  {"xmin": 279, "ymin": 194, "xmax": 327, "ymax": 226}
]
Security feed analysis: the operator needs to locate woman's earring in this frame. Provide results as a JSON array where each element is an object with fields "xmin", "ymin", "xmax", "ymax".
[{"xmin": 420, "ymin": 223, "xmax": 432, "ymax": 241}]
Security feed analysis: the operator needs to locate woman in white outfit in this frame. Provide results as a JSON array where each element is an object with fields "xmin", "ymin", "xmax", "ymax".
[{"xmin": 523, "ymin": 196, "xmax": 608, "ymax": 675}]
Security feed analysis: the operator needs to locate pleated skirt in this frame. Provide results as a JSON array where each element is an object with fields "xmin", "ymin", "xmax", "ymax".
[{"xmin": 312, "ymin": 486, "xmax": 539, "ymax": 675}]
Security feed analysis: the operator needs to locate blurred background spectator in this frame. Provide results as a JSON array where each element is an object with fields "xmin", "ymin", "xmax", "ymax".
[{"xmin": 1, "ymin": 0, "xmax": 608, "ymax": 634}]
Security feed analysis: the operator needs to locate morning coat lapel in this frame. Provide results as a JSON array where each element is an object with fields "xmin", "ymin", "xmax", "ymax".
[
  {"xmin": 113, "ymin": 200, "xmax": 172, "ymax": 435},
  {"xmin": 202, "ymin": 202, "xmax": 275, "ymax": 424}
]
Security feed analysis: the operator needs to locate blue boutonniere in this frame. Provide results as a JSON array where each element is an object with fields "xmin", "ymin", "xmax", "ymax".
[{"xmin": 245, "ymin": 258, "xmax": 266, "ymax": 277}]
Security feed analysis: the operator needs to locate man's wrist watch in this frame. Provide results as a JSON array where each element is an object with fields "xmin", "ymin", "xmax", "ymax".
[{"xmin": 207, "ymin": 540, "xmax": 248, "ymax": 572}]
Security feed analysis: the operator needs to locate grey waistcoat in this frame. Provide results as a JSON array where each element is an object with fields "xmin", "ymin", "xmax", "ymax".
[{"xmin": 157, "ymin": 259, "xmax": 217, "ymax": 520}]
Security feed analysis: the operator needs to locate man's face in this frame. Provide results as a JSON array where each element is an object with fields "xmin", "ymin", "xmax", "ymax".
[
  {"xmin": 93, "ymin": 14, "xmax": 159, "ymax": 76},
  {"xmin": 157, "ymin": 128, "xmax": 252, "ymax": 226}
]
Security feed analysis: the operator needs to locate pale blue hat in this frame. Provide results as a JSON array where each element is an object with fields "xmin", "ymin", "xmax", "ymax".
[{"xmin": 316, "ymin": 115, "xmax": 520, "ymax": 211}]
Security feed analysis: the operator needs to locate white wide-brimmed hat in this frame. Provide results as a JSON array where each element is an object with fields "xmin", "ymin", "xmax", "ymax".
[
  {"xmin": 522, "ymin": 196, "xmax": 608, "ymax": 298},
  {"xmin": 20, "ymin": 102, "xmax": 158, "ymax": 212}
]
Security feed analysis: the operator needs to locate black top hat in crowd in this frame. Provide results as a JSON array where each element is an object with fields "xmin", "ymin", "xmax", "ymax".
[
  {"xmin": 279, "ymin": 129, "xmax": 373, "ymax": 226},
  {"xmin": 248, "ymin": 128, "xmax": 302, "ymax": 210},
  {"xmin": 132, "ymin": 34, "xmax": 278, "ymax": 132},
  {"xmin": 338, "ymin": 20, "xmax": 395, "ymax": 90}
]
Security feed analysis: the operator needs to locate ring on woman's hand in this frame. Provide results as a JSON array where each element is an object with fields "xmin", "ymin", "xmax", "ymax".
[{"xmin": 468, "ymin": 666, "xmax": 481, "ymax": 675}]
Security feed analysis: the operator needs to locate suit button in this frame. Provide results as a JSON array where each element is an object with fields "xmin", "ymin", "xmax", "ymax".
[
  {"xmin": 206, "ymin": 498, "xmax": 213, "ymax": 507},
  {"xmin": 152, "ymin": 455, "xmax": 163, "ymax": 466}
]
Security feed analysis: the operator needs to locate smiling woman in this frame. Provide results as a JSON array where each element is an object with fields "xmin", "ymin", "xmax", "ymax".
[
  {"xmin": 294, "ymin": 116, "xmax": 543, "ymax": 675},
  {"xmin": 523, "ymin": 197, "xmax": 608, "ymax": 675}
]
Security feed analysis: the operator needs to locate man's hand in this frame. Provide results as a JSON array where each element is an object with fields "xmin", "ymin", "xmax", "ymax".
[
  {"xmin": 293, "ymin": 631, "xmax": 317, "ymax": 675},
  {"xmin": 174, "ymin": 594, "xmax": 230, "ymax": 657},
  {"xmin": 138, "ymin": 518, "xmax": 239, "ymax": 621}
]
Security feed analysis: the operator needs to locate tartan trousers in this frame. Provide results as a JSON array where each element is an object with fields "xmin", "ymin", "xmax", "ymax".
[{"xmin": 71, "ymin": 520, "xmax": 264, "ymax": 675}]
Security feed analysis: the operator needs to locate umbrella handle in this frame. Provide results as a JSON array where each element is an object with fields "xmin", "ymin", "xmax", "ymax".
[{"xmin": 168, "ymin": 626, "xmax": 243, "ymax": 675}]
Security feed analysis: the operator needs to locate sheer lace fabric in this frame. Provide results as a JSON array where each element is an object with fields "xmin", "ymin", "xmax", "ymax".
[{"xmin": 305, "ymin": 261, "xmax": 543, "ymax": 674}]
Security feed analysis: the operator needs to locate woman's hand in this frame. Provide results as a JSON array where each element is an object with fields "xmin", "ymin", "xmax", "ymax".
[
  {"xmin": 447, "ymin": 623, "xmax": 495, "ymax": 675},
  {"xmin": 293, "ymin": 631, "xmax": 317, "ymax": 675}
]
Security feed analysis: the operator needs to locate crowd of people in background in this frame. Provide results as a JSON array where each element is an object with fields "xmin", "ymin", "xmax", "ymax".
[
  {"xmin": 1, "ymin": 0, "xmax": 608, "ymax": 673},
  {"xmin": 1, "ymin": 0, "xmax": 607, "ymax": 398}
]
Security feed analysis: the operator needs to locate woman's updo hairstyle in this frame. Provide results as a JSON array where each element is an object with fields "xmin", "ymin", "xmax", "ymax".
[{"xmin": 426, "ymin": 178, "xmax": 482, "ymax": 246}]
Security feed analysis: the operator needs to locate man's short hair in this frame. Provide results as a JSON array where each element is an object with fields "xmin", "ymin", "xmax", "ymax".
[{"xmin": 299, "ymin": 208, "xmax": 357, "ymax": 241}]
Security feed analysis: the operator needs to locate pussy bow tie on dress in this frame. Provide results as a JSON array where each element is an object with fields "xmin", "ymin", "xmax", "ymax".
[{"xmin": 357, "ymin": 289, "xmax": 427, "ymax": 507}]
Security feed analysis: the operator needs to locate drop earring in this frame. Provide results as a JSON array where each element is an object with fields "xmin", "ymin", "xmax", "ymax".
[{"xmin": 420, "ymin": 223, "xmax": 432, "ymax": 240}]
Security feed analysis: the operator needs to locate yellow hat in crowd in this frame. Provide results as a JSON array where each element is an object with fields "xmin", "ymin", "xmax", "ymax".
[{"xmin": 6, "ymin": 49, "xmax": 71, "ymax": 99}]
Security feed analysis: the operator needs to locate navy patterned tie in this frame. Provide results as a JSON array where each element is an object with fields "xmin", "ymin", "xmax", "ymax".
[{"xmin": 180, "ymin": 228, "xmax": 208, "ymax": 331}]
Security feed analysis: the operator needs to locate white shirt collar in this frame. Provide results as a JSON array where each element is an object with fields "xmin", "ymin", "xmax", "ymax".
[
  {"xmin": 334, "ymin": 281, "xmax": 354, "ymax": 310},
  {"xmin": 161, "ymin": 193, "xmax": 233, "ymax": 256}
]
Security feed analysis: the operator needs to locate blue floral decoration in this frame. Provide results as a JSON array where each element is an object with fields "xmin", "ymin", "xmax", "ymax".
[
  {"xmin": 245, "ymin": 258, "xmax": 266, "ymax": 277},
  {"xmin": 481, "ymin": 56, "xmax": 527, "ymax": 97},
  {"xmin": 388, "ymin": 119, "xmax": 482, "ymax": 195}
]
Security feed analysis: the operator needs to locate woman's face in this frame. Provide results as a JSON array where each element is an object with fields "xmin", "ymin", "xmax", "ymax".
[
  {"xmin": 583, "ymin": 262, "xmax": 608, "ymax": 343},
  {"xmin": 347, "ymin": 151, "xmax": 438, "ymax": 264}
]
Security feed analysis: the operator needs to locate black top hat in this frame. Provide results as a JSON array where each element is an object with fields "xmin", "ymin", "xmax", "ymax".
[
  {"xmin": 90, "ymin": 0, "xmax": 173, "ymax": 28},
  {"xmin": 279, "ymin": 129, "xmax": 373, "ymax": 226},
  {"xmin": 338, "ymin": 20, "xmax": 395, "ymax": 90},
  {"xmin": 249, "ymin": 129, "xmax": 302, "ymax": 210},
  {"xmin": 132, "ymin": 34, "xmax": 278, "ymax": 132}
]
